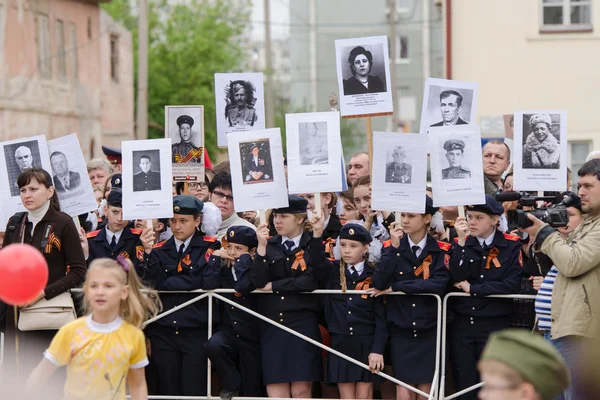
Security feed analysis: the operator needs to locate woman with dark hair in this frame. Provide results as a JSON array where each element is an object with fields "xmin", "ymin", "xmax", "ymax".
[
  {"xmin": 1, "ymin": 167, "xmax": 87, "ymax": 376},
  {"xmin": 343, "ymin": 46, "xmax": 386, "ymax": 95},
  {"xmin": 226, "ymin": 80, "xmax": 258, "ymax": 127}
]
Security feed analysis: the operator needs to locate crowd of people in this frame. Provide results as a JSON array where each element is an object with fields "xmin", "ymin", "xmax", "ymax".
[{"xmin": 1, "ymin": 142, "xmax": 600, "ymax": 400}]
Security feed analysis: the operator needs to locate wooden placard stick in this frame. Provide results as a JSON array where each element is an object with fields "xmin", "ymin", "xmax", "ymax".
[
  {"xmin": 314, "ymin": 193, "xmax": 322, "ymax": 219},
  {"xmin": 259, "ymin": 210, "xmax": 266, "ymax": 225}
]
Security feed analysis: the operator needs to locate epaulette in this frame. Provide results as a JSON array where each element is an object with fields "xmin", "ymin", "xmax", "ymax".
[
  {"xmin": 86, "ymin": 230, "xmax": 101, "ymax": 238},
  {"xmin": 204, "ymin": 236, "xmax": 217, "ymax": 242},
  {"xmin": 437, "ymin": 241, "xmax": 452, "ymax": 251},
  {"xmin": 383, "ymin": 239, "xmax": 392, "ymax": 248},
  {"xmin": 131, "ymin": 228, "xmax": 143, "ymax": 235},
  {"xmin": 503, "ymin": 233, "xmax": 520, "ymax": 241},
  {"xmin": 152, "ymin": 241, "xmax": 166, "ymax": 248}
]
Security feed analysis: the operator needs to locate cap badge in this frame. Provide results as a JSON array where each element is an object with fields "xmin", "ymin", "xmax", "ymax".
[
  {"xmin": 349, "ymin": 228, "xmax": 355, "ymax": 235},
  {"xmin": 229, "ymin": 231, "xmax": 235, "ymax": 237},
  {"xmin": 115, "ymin": 178, "xmax": 120, "ymax": 185},
  {"xmin": 174, "ymin": 206, "xmax": 180, "ymax": 212}
]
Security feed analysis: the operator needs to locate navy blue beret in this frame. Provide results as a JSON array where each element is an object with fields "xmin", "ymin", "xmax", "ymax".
[
  {"xmin": 173, "ymin": 195, "xmax": 204, "ymax": 215},
  {"xmin": 273, "ymin": 195, "xmax": 308, "ymax": 214},
  {"xmin": 340, "ymin": 223, "xmax": 371, "ymax": 244},
  {"xmin": 106, "ymin": 189, "xmax": 122, "ymax": 208},
  {"xmin": 226, "ymin": 225, "xmax": 258, "ymax": 249},
  {"xmin": 467, "ymin": 194, "xmax": 504, "ymax": 216}
]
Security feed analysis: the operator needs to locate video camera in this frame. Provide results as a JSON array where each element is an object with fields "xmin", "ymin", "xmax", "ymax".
[{"xmin": 495, "ymin": 191, "xmax": 574, "ymax": 229}]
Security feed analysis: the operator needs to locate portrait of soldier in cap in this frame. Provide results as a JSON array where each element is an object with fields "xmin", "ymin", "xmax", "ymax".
[
  {"xmin": 442, "ymin": 138, "xmax": 471, "ymax": 180},
  {"xmin": 171, "ymin": 114, "xmax": 202, "ymax": 164},
  {"xmin": 225, "ymin": 80, "xmax": 258, "ymax": 128},
  {"xmin": 240, "ymin": 140, "xmax": 273, "ymax": 184},
  {"xmin": 385, "ymin": 145, "xmax": 412, "ymax": 183},
  {"xmin": 299, "ymin": 121, "xmax": 329, "ymax": 165}
]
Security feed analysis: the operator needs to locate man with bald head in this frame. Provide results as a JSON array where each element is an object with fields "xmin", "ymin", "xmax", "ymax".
[
  {"xmin": 482, "ymin": 140, "xmax": 511, "ymax": 195},
  {"xmin": 15, "ymin": 146, "xmax": 33, "ymax": 172}
]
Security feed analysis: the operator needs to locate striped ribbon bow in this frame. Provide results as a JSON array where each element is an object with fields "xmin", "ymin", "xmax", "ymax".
[{"xmin": 414, "ymin": 255, "xmax": 433, "ymax": 280}]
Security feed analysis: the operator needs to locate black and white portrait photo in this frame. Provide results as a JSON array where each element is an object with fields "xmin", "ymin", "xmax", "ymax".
[
  {"xmin": 50, "ymin": 151, "xmax": 82, "ymax": 193},
  {"xmin": 385, "ymin": 145, "xmax": 412, "ymax": 184},
  {"xmin": 3, "ymin": 140, "xmax": 42, "ymax": 197},
  {"xmin": 166, "ymin": 106, "xmax": 204, "ymax": 165},
  {"xmin": 441, "ymin": 139, "xmax": 471, "ymax": 180},
  {"xmin": 341, "ymin": 44, "xmax": 387, "ymax": 96},
  {"xmin": 521, "ymin": 113, "xmax": 560, "ymax": 169},
  {"xmin": 132, "ymin": 150, "xmax": 162, "ymax": 192},
  {"xmin": 299, "ymin": 121, "xmax": 328, "ymax": 165},
  {"xmin": 240, "ymin": 139, "xmax": 274, "ymax": 185},
  {"xmin": 419, "ymin": 78, "xmax": 479, "ymax": 134},
  {"xmin": 226, "ymin": 80, "xmax": 258, "ymax": 128}
]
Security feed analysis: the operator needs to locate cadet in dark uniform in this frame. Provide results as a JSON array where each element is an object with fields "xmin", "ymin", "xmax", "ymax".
[
  {"xmin": 172, "ymin": 115, "xmax": 202, "ymax": 163},
  {"xmin": 310, "ymin": 220, "xmax": 387, "ymax": 399},
  {"xmin": 133, "ymin": 155, "xmax": 161, "ymax": 191},
  {"xmin": 205, "ymin": 225, "xmax": 263, "ymax": 400},
  {"xmin": 84, "ymin": 190, "xmax": 154, "ymax": 267},
  {"xmin": 448, "ymin": 195, "xmax": 523, "ymax": 400},
  {"xmin": 250, "ymin": 195, "xmax": 322, "ymax": 398},
  {"xmin": 442, "ymin": 139, "xmax": 471, "ymax": 180},
  {"xmin": 385, "ymin": 145, "xmax": 412, "ymax": 184},
  {"xmin": 372, "ymin": 196, "xmax": 450, "ymax": 398},
  {"xmin": 136, "ymin": 195, "xmax": 221, "ymax": 397}
]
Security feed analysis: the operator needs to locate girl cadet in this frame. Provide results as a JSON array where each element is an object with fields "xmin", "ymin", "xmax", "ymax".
[
  {"xmin": 135, "ymin": 195, "xmax": 221, "ymax": 397},
  {"xmin": 250, "ymin": 195, "xmax": 322, "ymax": 398},
  {"xmin": 310, "ymin": 217, "xmax": 387, "ymax": 399},
  {"xmin": 371, "ymin": 196, "xmax": 450, "ymax": 400},
  {"xmin": 26, "ymin": 257, "xmax": 161, "ymax": 400},
  {"xmin": 448, "ymin": 194, "xmax": 523, "ymax": 400}
]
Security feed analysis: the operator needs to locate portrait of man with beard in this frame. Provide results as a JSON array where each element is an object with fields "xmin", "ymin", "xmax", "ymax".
[{"xmin": 226, "ymin": 80, "xmax": 258, "ymax": 128}]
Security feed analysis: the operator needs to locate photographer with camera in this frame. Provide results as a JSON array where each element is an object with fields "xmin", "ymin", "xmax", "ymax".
[{"xmin": 522, "ymin": 159, "xmax": 600, "ymax": 400}]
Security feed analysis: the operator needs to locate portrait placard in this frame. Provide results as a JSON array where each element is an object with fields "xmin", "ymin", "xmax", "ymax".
[
  {"xmin": 419, "ymin": 78, "xmax": 479, "ymax": 134},
  {"xmin": 286, "ymin": 111, "xmax": 343, "ymax": 194},
  {"xmin": 215, "ymin": 72, "xmax": 266, "ymax": 147},
  {"xmin": 48, "ymin": 133, "xmax": 97, "ymax": 217},
  {"xmin": 371, "ymin": 132, "xmax": 428, "ymax": 213},
  {"xmin": 513, "ymin": 110, "xmax": 568, "ymax": 191},
  {"xmin": 228, "ymin": 128, "xmax": 288, "ymax": 212},
  {"xmin": 122, "ymin": 139, "xmax": 173, "ymax": 220},
  {"xmin": 429, "ymin": 125, "xmax": 485, "ymax": 207},
  {"xmin": 0, "ymin": 135, "xmax": 51, "ymax": 228},
  {"xmin": 335, "ymin": 35, "xmax": 394, "ymax": 118},
  {"xmin": 165, "ymin": 105, "xmax": 204, "ymax": 182}
]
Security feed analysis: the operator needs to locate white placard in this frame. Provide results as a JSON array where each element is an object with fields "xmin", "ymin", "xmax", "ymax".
[
  {"xmin": 0, "ymin": 135, "xmax": 51, "ymax": 228},
  {"xmin": 285, "ymin": 111, "xmax": 343, "ymax": 194},
  {"xmin": 122, "ymin": 139, "xmax": 174, "ymax": 220},
  {"xmin": 228, "ymin": 128, "xmax": 288, "ymax": 213},
  {"xmin": 513, "ymin": 110, "xmax": 568, "ymax": 191},
  {"xmin": 48, "ymin": 133, "xmax": 97, "ymax": 217},
  {"xmin": 215, "ymin": 73, "xmax": 266, "ymax": 147},
  {"xmin": 165, "ymin": 105, "xmax": 205, "ymax": 182},
  {"xmin": 371, "ymin": 132, "xmax": 428, "ymax": 213},
  {"xmin": 335, "ymin": 35, "xmax": 394, "ymax": 118},
  {"xmin": 419, "ymin": 77, "xmax": 479, "ymax": 134},
  {"xmin": 429, "ymin": 125, "xmax": 486, "ymax": 207}
]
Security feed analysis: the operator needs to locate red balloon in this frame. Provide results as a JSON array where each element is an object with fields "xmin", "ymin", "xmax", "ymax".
[{"xmin": 0, "ymin": 244, "xmax": 49, "ymax": 305}]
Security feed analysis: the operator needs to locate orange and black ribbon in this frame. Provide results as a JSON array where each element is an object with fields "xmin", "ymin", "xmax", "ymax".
[
  {"xmin": 355, "ymin": 277, "xmax": 372, "ymax": 299},
  {"xmin": 324, "ymin": 238, "xmax": 335, "ymax": 256},
  {"xmin": 414, "ymin": 255, "xmax": 433, "ymax": 280},
  {"xmin": 175, "ymin": 148, "xmax": 203, "ymax": 163},
  {"xmin": 44, "ymin": 232, "xmax": 61, "ymax": 254},
  {"xmin": 291, "ymin": 250, "xmax": 307, "ymax": 271},
  {"xmin": 485, "ymin": 248, "xmax": 501, "ymax": 269}
]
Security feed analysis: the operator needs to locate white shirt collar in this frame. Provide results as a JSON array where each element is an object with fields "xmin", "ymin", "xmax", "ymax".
[
  {"xmin": 347, "ymin": 260, "xmax": 365, "ymax": 275},
  {"xmin": 105, "ymin": 227, "xmax": 124, "ymax": 245},
  {"xmin": 281, "ymin": 232, "xmax": 302, "ymax": 250},
  {"xmin": 174, "ymin": 235, "xmax": 193, "ymax": 253},
  {"xmin": 324, "ymin": 215, "xmax": 331, "ymax": 229},
  {"xmin": 477, "ymin": 229, "xmax": 496, "ymax": 248},
  {"xmin": 86, "ymin": 314, "xmax": 123, "ymax": 333},
  {"xmin": 408, "ymin": 234, "xmax": 428, "ymax": 258}
]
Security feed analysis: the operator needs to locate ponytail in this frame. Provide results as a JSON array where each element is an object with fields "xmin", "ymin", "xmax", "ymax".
[{"xmin": 339, "ymin": 258, "xmax": 347, "ymax": 292}]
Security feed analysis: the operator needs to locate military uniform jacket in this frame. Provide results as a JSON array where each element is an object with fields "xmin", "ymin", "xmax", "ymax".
[
  {"xmin": 86, "ymin": 227, "xmax": 147, "ymax": 268},
  {"xmin": 309, "ymin": 239, "xmax": 388, "ymax": 354},
  {"xmin": 250, "ymin": 232, "xmax": 320, "ymax": 322},
  {"xmin": 214, "ymin": 254, "xmax": 259, "ymax": 342},
  {"xmin": 137, "ymin": 231, "xmax": 221, "ymax": 329},
  {"xmin": 386, "ymin": 162, "xmax": 412, "ymax": 183},
  {"xmin": 133, "ymin": 171, "xmax": 161, "ymax": 191},
  {"xmin": 172, "ymin": 141, "xmax": 202, "ymax": 163},
  {"xmin": 374, "ymin": 235, "xmax": 450, "ymax": 333},
  {"xmin": 449, "ymin": 230, "xmax": 523, "ymax": 317},
  {"xmin": 442, "ymin": 166, "xmax": 471, "ymax": 179}
]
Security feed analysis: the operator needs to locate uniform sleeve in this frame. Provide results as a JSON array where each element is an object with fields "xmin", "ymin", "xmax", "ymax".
[
  {"xmin": 391, "ymin": 254, "xmax": 450, "ymax": 296},
  {"xmin": 136, "ymin": 251, "xmax": 167, "ymax": 289},
  {"xmin": 233, "ymin": 254, "xmax": 255, "ymax": 295},
  {"xmin": 306, "ymin": 237, "xmax": 335, "ymax": 283},
  {"xmin": 370, "ymin": 296, "xmax": 389, "ymax": 355},
  {"xmin": 250, "ymin": 254, "xmax": 270, "ymax": 288},
  {"xmin": 373, "ymin": 244, "xmax": 399, "ymax": 290},
  {"xmin": 44, "ymin": 324, "xmax": 73, "ymax": 367},
  {"xmin": 271, "ymin": 249, "xmax": 318, "ymax": 293},
  {"xmin": 470, "ymin": 244, "xmax": 522, "ymax": 296},
  {"xmin": 129, "ymin": 328, "xmax": 149, "ymax": 369}
]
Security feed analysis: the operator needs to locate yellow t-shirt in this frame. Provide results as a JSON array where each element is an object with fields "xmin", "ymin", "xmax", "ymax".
[{"xmin": 45, "ymin": 315, "xmax": 148, "ymax": 400}]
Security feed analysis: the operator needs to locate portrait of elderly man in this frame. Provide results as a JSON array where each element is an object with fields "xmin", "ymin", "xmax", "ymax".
[
  {"xmin": 385, "ymin": 145, "xmax": 412, "ymax": 183},
  {"xmin": 172, "ymin": 114, "xmax": 202, "ymax": 164},
  {"xmin": 343, "ymin": 45, "xmax": 386, "ymax": 95},
  {"xmin": 442, "ymin": 139, "xmax": 471, "ymax": 180},
  {"xmin": 50, "ymin": 151, "xmax": 82, "ymax": 193},
  {"xmin": 300, "ymin": 122, "xmax": 328, "ymax": 165},
  {"xmin": 226, "ymin": 80, "xmax": 258, "ymax": 127},
  {"xmin": 8, "ymin": 144, "xmax": 38, "ymax": 196},
  {"xmin": 244, "ymin": 142, "xmax": 272, "ymax": 184},
  {"xmin": 430, "ymin": 90, "xmax": 468, "ymax": 127},
  {"xmin": 523, "ymin": 113, "xmax": 560, "ymax": 169}
]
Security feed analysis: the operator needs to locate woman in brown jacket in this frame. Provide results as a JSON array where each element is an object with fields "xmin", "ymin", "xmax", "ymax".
[{"xmin": 1, "ymin": 167, "xmax": 86, "ymax": 379}]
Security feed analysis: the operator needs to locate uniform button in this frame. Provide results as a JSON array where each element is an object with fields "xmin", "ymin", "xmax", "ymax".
[
  {"xmin": 236, "ymin": 335, "xmax": 240, "ymax": 338},
  {"xmin": 173, "ymin": 321, "xmax": 176, "ymax": 324},
  {"xmin": 480, "ymin": 275, "xmax": 484, "ymax": 278},
  {"xmin": 413, "ymin": 266, "xmax": 416, "ymax": 269},
  {"xmin": 396, "ymin": 253, "xmax": 400, "ymax": 256},
  {"xmin": 414, "ymin": 334, "xmax": 417, "ymax": 337},
  {"xmin": 348, "ymin": 297, "xmax": 352, "ymax": 301},
  {"xmin": 279, "ymin": 313, "xmax": 283, "ymax": 316},
  {"xmin": 234, "ymin": 321, "xmax": 237, "ymax": 324},
  {"xmin": 470, "ymin": 317, "xmax": 473, "ymax": 320},
  {"xmin": 350, "ymin": 327, "xmax": 353, "ymax": 331},
  {"xmin": 231, "ymin": 307, "xmax": 235, "ymax": 310},
  {"xmin": 190, "ymin": 267, "xmax": 193, "ymax": 269},
  {"xmin": 469, "ymin": 259, "xmax": 473, "ymax": 262},
  {"xmin": 164, "ymin": 269, "xmax": 168, "ymax": 272},
  {"xmin": 412, "ymin": 322, "xmax": 416, "ymax": 326},
  {"xmin": 412, "ymin": 304, "xmax": 416, "ymax": 307},
  {"xmin": 413, "ymin": 330, "xmax": 417, "ymax": 333},
  {"xmin": 353, "ymin": 282, "xmax": 356, "ymax": 284},
  {"xmin": 350, "ymin": 332, "xmax": 354, "ymax": 335},
  {"xmin": 462, "ymin": 249, "xmax": 465, "ymax": 252},
  {"xmin": 483, "ymin": 256, "xmax": 486, "ymax": 260},
  {"xmin": 280, "ymin": 319, "xmax": 284, "ymax": 322},
  {"xmin": 400, "ymin": 272, "xmax": 403, "ymax": 275},
  {"xmin": 175, "ymin": 331, "xmax": 179, "ymax": 335},
  {"xmin": 286, "ymin": 258, "xmax": 289, "ymax": 261},
  {"xmin": 281, "ymin": 296, "xmax": 285, "ymax": 300},
  {"xmin": 348, "ymin": 311, "xmax": 351, "ymax": 314},
  {"xmin": 472, "ymin": 307, "xmax": 475, "ymax": 310},
  {"xmin": 470, "ymin": 321, "xmax": 474, "ymax": 325}
]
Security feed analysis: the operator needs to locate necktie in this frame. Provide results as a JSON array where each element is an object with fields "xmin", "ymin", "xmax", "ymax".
[
  {"xmin": 350, "ymin": 266, "xmax": 359, "ymax": 280},
  {"xmin": 178, "ymin": 243, "xmax": 185, "ymax": 260},
  {"xmin": 284, "ymin": 239, "xmax": 295, "ymax": 253},
  {"xmin": 64, "ymin": 178, "xmax": 70, "ymax": 190},
  {"xmin": 110, "ymin": 235, "xmax": 117, "ymax": 251},
  {"xmin": 482, "ymin": 242, "xmax": 488, "ymax": 250},
  {"xmin": 411, "ymin": 245, "xmax": 420, "ymax": 258}
]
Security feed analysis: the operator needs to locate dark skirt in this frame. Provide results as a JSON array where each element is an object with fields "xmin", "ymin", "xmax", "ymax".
[
  {"xmin": 260, "ymin": 316, "xmax": 323, "ymax": 385},
  {"xmin": 326, "ymin": 333, "xmax": 380, "ymax": 384},
  {"xmin": 390, "ymin": 329, "xmax": 437, "ymax": 384}
]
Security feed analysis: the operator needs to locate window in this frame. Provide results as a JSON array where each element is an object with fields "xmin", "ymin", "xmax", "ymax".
[
  {"xmin": 69, "ymin": 23, "xmax": 78, "ymax": 81},
  {"xmin": 541, "ymin": 0, "xmax": 592, "ymax": 32},
  {"xmin": 569, "ymin": 141, "xmax": 591, "ymax": 191},
  {"xmin": 55, "ymin": 19, "xmax": 66, "ymax": 80},
  {"xmin": 35, "ymin": 14, "xmax": 52, "ymax": 79},
  {"xmin": 110, "ymin": 34, "xmax": 119, "ymax": 82},
  {"xmin": 395, "ymin": 35, "xmax": 409, "ymax": 63}
]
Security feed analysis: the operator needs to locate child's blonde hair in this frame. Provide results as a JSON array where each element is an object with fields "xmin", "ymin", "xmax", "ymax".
[{"xmin": 83, "ymin": 257, "xmax": 162, "ymax": 328}]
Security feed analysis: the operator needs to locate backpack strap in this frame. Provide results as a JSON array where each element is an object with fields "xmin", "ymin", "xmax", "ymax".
[{"xmin": 6, "ymin": 212, "xmax": 26, "ymax": 244}]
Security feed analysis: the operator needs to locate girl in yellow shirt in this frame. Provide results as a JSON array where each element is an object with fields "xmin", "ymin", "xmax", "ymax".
[{"xmin": 26, "ymin": 257, "xmax": 161, "ymax": 400}]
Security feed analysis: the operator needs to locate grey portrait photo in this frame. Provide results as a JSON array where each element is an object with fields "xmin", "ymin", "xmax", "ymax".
[
  {"xmin": 441, "ymin": 139, "xmax": 471, "ymax": 180},
  {"xmin": 4, "ymin": 140, "xmax": 42, "ymax": 196},
  {"xmin": 299, "ymin": 121, "xmax": 328, "ymax": 165},
  {"xmin": 225, "ymin": 80, "xmax": 258, "ymax": 128},
  {"xmin": 385, "ymin": 145, "xmax": 412, "ymax": 184},
  {"xmin": 240, "ymin": 139, "xmax": 274, "ymax": 185},
  {"xmin": 50, "ymin": 150, "xmax": 82, "ymax": 194},
  {"xmin": 167, "ymin": 106, "xmax": 204, "ymax": 165},
  {"xmin": 341, "ymin": 44, "xmax": 387, "ymax": 96},
  {"xmin": 427, "ymin": 87, "xmax": 474, "ymax": 128},
  {"xmin": 522, "ymin": 113, "xmax": 560, "ymax": 170},
  {"xmin": 133, "ymin": 149, "xmax": 162, "ymax": 192}
]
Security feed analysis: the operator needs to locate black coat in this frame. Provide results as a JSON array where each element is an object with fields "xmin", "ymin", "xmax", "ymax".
[
  {"xmin": 430, "ymin": 117, "xmax": 468, "ymax": 127},
  {"xmin": 86, "ymin": 227, "xmax": 147, "ymax": 268},
  {"xmin": 343, "ymin": 75, "xmax": 386, "ymax": 95}
]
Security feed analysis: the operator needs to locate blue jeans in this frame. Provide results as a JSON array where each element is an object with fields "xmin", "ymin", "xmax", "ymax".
[{"xmin": 544, "ymin": 332, "xmax": 590, "ymax": 400}]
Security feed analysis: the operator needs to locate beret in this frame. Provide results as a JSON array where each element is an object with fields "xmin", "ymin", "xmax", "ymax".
[
  {"xmin": 273, "ymin": 195, "xmax": 308, "ymax": 214},
  {"xmin": 467, "ymin": 194, "xmax": 504, "ymax": 216},
  {"xmin": 110, "ymin": 174, "xmax": 122, "ymax": 189},
  {"xmin": 340, "ymin": 223, "xmax": 371, "ymax": 244},
  {"xmin": 529, "ymin": 114, "xmax": 552, "ymax": 127},
  {"xmin": 425, "ymin": 195, "xmax": 439, "ymax": 215},
  {"xmin": 106, "ymin": 189, "xmax": 122, "ymax": 208},
  {"xmin": 173, "ymin": 195, "xmax": 204, "ymax": 215},
  {"xmin": 177, "ymin": 115, "xmax": 194, "ymax": 128},
  {"xmin": 443, "ymin": 139, "xmax": 466, "ymax": 152},
  {"xmin": 226, "ymin": 225, "xmax": 258, "ymax": 249}
]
